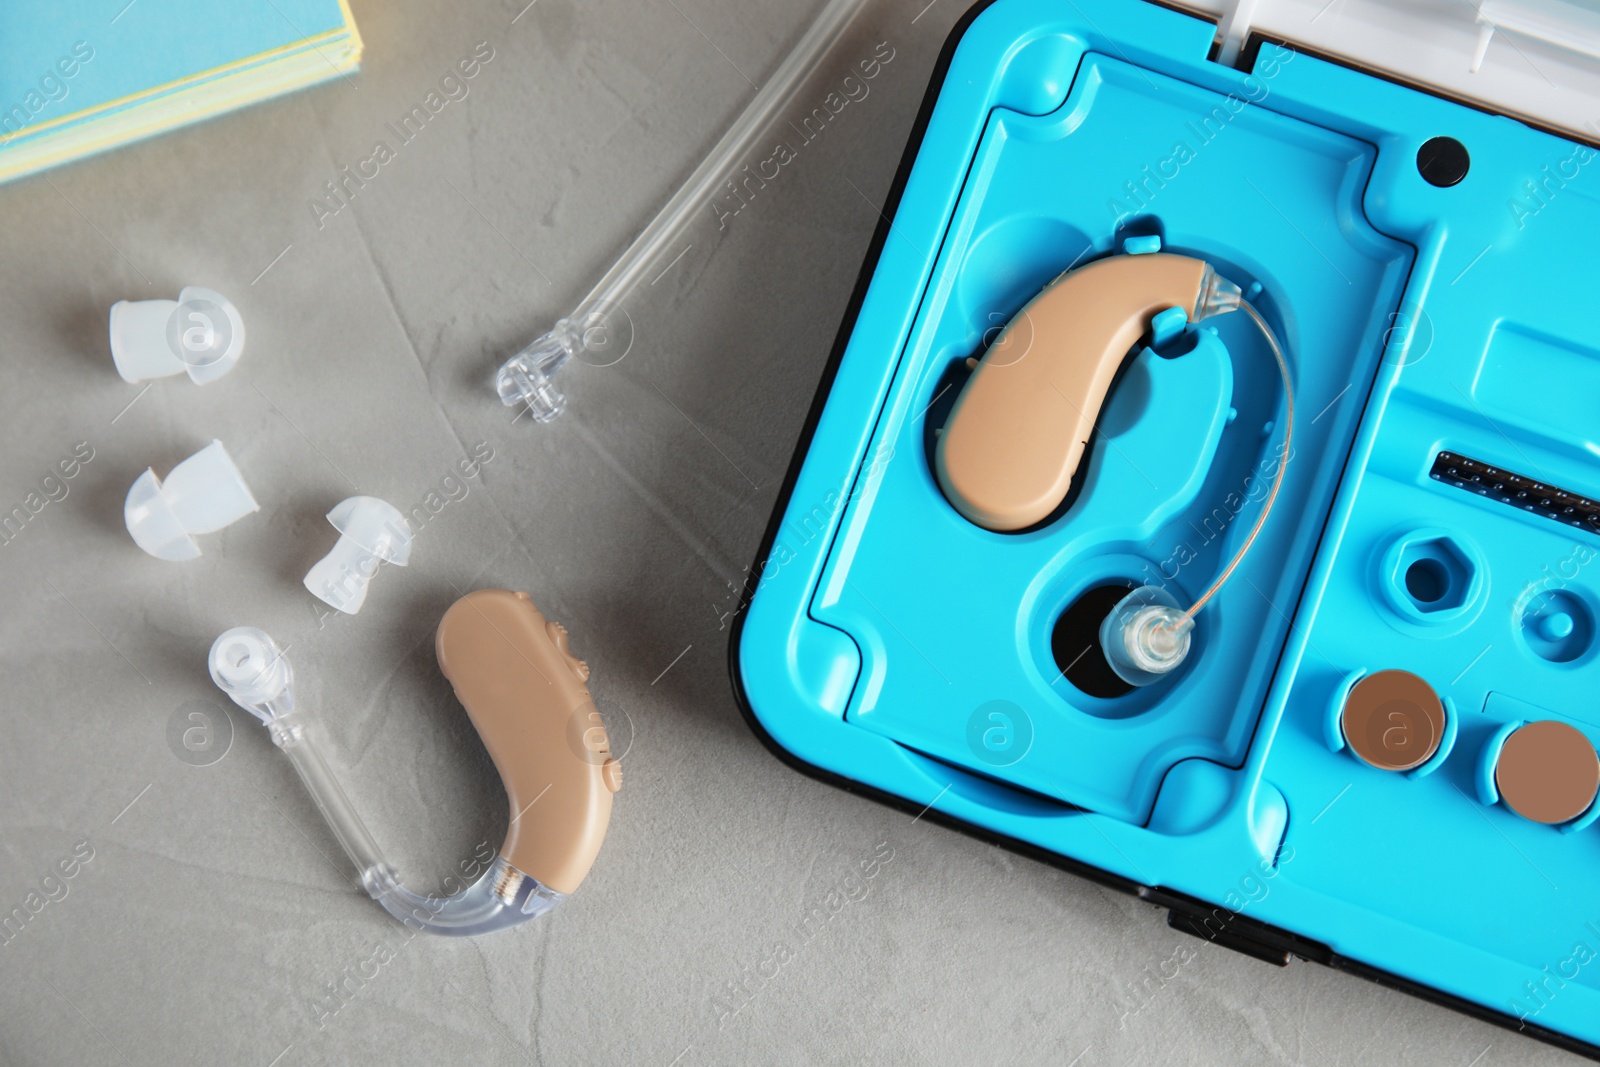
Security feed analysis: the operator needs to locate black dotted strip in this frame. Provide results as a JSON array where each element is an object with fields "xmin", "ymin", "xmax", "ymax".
[{"xmin": 1430, "ymin": 450, "xmax": 1600, "ymax": 536}]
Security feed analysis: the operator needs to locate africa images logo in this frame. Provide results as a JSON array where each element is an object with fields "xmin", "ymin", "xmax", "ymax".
[{"xmin": 965, "ymin": 699, "xmax": 1033, "ymax": 767}]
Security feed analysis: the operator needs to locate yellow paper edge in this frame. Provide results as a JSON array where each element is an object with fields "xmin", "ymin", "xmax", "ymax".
[
  {"xmin": 0, "ymin": 43, "xmax": 359, "ymax": 183},
  {"xmin": 0, "ymin": 3, "xmax": 362, "ymax": 179}
]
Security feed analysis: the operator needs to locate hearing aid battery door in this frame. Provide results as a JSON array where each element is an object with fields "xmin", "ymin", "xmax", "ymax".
[{"xmin": 936, "ymin": 253, "xmax": 1211, "ymax": 532}]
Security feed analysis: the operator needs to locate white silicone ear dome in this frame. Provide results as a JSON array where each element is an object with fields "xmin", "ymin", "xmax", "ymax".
[
  {"xmin": 303, "ymin": 496, "xmax": 412, "ymax": 614},
  {"xmin": 124, "ymin": 440, "xmax": 259, "ymax": 560},
  {"xmin": 109, "ymin": 286, "xmax": 245, "ymax": 385}
]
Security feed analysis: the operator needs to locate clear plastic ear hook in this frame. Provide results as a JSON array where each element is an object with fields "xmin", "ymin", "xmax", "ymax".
[
  {"xmin": 493, "ymin": 0, "xmax": 871, "ymax": 421},
  {"xmin": 1102, "ymin": 271, "xmax": 1295, "ymax": 686},
  {"xmin": 208, "ymin": 625, "xmax": 564, "ymax": 935}
]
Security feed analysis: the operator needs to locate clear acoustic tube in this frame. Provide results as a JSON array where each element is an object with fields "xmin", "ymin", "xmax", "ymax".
[
  {"xmin": 1101, "ymin": 273, "xmax": 1295, "ymax": 687},
  {"xmin": 208, "ymin": 628, "xmax": 561, "ymax": 936},
  {"xmin": 1181, "ymin": 298, "xmax": 1294, "ymax": 620},
  {"xmin": 494, "ymin": 0, "xmax": 873, "ymax": 422},
  {"xmin": 271, "ymin": 717, "xmax": 385, "ymax": 877}
]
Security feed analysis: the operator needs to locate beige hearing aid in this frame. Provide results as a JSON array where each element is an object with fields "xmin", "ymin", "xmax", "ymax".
[
  {"xmin": 209, "ymin": 588, "xmax": 619, "ymax": 935},
  {"xmin": 936, "ymin": 252, "xmax": 1234, "ymax": 532},
  {"xmin": 436, "ymin": 588, "xmax": 620, "ymax": 896}
]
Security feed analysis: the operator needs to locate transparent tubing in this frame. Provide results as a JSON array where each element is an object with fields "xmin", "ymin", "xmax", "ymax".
[
  {"xmin": 1102, "ymin": 276, "xmax": 1295, "ymax": 686},
  {"xmin": 494, "ymin": 0, "xmax": 873, "ymax": 421},
  {"xmin": 1182, "ymin": 295, "xmax": 1295, "ymax": 620},
  {"xmin": 208, "ymin": 628, "xmax": 562, "ymax": 936}
]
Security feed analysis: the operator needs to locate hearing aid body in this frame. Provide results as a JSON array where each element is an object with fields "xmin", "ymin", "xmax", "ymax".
[
  {"xmin": 436, "ymin": 588, "xmax": 618, "ymax": 896},
  {"xmin": 936, "ymin": 253, "xmax": 1224, "ymax": 532}
]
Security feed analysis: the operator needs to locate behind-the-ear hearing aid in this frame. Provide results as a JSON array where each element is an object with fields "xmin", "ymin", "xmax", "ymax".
[
  {"xmin": 935, "ymin": 251, "xmax": 1295, "ymax": 686},
  {"xmin": 209, "ymin": 589, "xmax": 619, "ymax": 935}
]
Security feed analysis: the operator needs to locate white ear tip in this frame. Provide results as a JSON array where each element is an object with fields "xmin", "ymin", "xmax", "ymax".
[
  {"xmin": 305, "ymin": 496, "xmax": 410, "ymax": 614},
  {"xmin": 304, "ymin": 553, "xmax": 370, "ymax": 614},
  {"xmin": 124, "ymin": 440, "xmax": 258, "ymax": 560},
  {"xmin": 110, "ymin": 299, "xmax": 181, "ymax": 383},
  {"xmin": 327, "ymin": 495, "xmax": 412, "ymax": 565},
  {"xmin": 326, "ymin": 496, "xmax": 360, "ymax": 528},
  {"xmin": 176, "ymin": 287, "xmax": 245, "ymax": 383},
  {"xmin": 109, "ymin": 287, "xmax": 244, "ymax": 385},
  {"xmin": 124, "ymin": 469, "xmax": 201, "ymax": 560}
]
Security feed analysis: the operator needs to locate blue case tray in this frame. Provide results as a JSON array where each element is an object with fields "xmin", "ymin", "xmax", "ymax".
[{"xmin": 730, "ymin": 0, "xmax": 1600, "ymax": 1054}]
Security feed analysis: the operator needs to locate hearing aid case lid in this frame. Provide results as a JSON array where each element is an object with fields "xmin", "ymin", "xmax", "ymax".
[{"xmin": 731, "ymin": 0, "xmax": 1600, "ymax": 1054}]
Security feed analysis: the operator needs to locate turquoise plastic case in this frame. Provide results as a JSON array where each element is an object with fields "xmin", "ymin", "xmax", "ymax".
[{"xmin": 729, "ymin": 0, "xmax": 1600, "ymax": 1055}]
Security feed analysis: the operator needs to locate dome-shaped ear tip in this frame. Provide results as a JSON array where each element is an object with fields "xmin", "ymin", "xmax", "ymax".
[
  {"xmin": 109, "ymin": 287, "xmax": 245, "ymax": 386},
  {"xmin": 123, "ymin": 442, "xmax": 256, "ymax": 560},
  {"xmin": 306, "ymin": 496, "xmax": 411, "ymax": 613},
  {"xmin": 324, "ymin": 495, "xmax": 361, "ymax": 531},
  {"xmin": 124, "ymin": 468, "xmax": 201, "ymax": 561},
  {"xmin": 327, "ymin": 496, "xmax": 411, "ymax": 554}
]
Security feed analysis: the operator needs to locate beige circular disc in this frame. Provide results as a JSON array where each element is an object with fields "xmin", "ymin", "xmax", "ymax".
[
  {"xmin": 1342, "ymin": 669, "xmax": 1444, "ymax": 772},
  {"xmin": 1496, "ymin": 720, "xmax": 1600, "ymax": 825}
]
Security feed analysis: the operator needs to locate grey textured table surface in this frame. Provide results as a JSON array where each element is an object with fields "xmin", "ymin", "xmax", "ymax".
[{"xmin": 0, "ymin": 1, "xmax": 1585, "ymax": 1064}]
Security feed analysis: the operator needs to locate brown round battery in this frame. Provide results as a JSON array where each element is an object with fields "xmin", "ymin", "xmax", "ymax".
[
  {"xmin": 1495, "ymin": 720, "xmax": 1600, "ymax": 825},
  {"xmin": 1341, "ymin": 670, "xmax": 1445, "ymax": 771}
]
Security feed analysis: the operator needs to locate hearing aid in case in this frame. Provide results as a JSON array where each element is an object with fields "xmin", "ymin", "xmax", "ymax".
[
  {"xmin": 936, "ymin": 250, "xmax": 1295, "ymax": 687},
  {"xmin": 730, "ymin": 0, "xmax": 1600, "ymax": 1048},
  {"xmin": 937, "ymin": 253, "xmax": 1237, "ymax": 533},
  {"xmin": 209, "ymin": 588, "xmax": 618, "ymax": 934}
]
